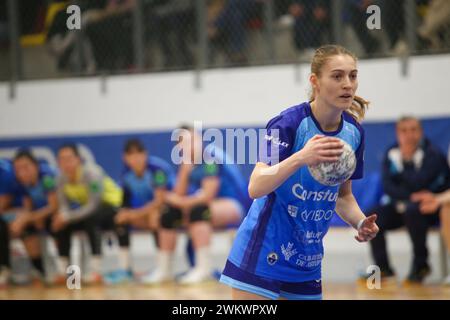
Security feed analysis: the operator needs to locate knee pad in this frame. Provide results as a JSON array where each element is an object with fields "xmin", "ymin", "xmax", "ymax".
[
  {"xmin": 189, "ymin": 205, "xmax": 211, "ymax": 223},
  {"xmin": 160, "ymin": 205, "xmax": 183, "ymax": 229}
]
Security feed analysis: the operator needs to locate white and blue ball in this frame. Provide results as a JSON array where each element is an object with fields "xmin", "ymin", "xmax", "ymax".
[{"xmin": 307, "ymin": 139, "xmax": 356, "ymax": 186}]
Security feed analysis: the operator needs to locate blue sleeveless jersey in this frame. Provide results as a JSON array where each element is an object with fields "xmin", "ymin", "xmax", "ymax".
[
  {"xmin": 0, "ymin": 159, "xmax": 15, "ymax": 196},
  {"xmin": 227, "ymin": 102, "xmax": 365, "ymax": 282},
  {"xmin": 19, "ymin": 162, "xmax": 57, "ymax": 210},
  {"xmin": 122, "ymin": 156, "xmax": 175, "ymax": 209},
  {"xmin": 0, "ymin": 159, "xmax": 23, "ymax": 207}
]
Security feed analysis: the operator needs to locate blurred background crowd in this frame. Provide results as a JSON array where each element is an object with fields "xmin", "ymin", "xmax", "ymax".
[{"xmin": 0, "ymin": 0, "xmax": 449, "ymax": 80}]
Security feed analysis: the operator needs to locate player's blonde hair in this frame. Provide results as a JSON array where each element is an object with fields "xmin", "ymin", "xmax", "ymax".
[{"xmin": 309, "ymin": 45, "xmax": 369, "ymax": 123}]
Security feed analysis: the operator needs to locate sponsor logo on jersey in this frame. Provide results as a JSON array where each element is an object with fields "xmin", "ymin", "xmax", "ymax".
[
  {"xmin": 300, "ymin": 209, "xmax": 334, "ymax": 222},
  {"xmin": 264, "ymin": 135, "xmax": 289, "ymax": 148},
  {"xmin": 281, "ymin": 242, "xmax": 298, "ymax": 261},
  {"xmin": 267, "ymin": 252, "xmax": 278, "ymax": 266},
  {"xmin": 296, "ymin": 254, "xmax": 323, "ymax": 268},
  {"xmin": 293, "ymin": 228, "xmax": 324, "ymax": 245},
  {"xmin": 292, "ymin": 184, "xmax": 338, "ymax": 202},
  {"xmin": 287, "ymin": 205, "xmax": 298, "ymax": 218}
]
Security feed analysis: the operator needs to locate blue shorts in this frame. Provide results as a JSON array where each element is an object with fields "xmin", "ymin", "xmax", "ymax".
[{"xmin": 220, "ymin": 260, "xmax": 322, "ymax": 300}]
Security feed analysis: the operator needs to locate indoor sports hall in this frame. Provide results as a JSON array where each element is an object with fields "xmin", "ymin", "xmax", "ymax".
[{"xmin": 0, "ymin": 0, "xmax": 449, "ymax": 300}]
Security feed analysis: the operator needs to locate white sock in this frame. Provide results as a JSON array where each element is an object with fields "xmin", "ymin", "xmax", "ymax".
[
  {"xmin": 119, "ymin": 248, "xmax": 129, "ymax": 271},
  {"xmin": 91, "ymin": 256, "xmax": 101, "ymax": 274},
  {"xmin": 157, "ymin": 251, "xmax": 173, "ymax": 272},
  {"xmin": 194, "ymin": 246, "xmax": 210, "ymax": 273},
  {"xmin": 57, "ymin": 257, "xmax": 69, "ymax": 274}
]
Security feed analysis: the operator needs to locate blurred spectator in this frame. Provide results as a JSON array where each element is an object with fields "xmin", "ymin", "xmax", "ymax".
[
  {"xmin": 47, "ymin": 0, "xmax": 136, "ymax": 73},
  {"xmin": 418, "ymin": 0, "xmax": 450, "ymax": 49},
  {"xmin": 382, "ymin": 0, "xmax": 431, "ymax": 54},
  {"xmin": 208, "ymin": 0, "xmax": 260, "ymax": 65},
  {"xmin": 0, "ymin": 0, "xmax": 8, "ymax": 45},
  {"xmin": 104, "ymin": 139, "xmax": 173, "ymax": 284},
  {"xmin": 382, "ymin": 0, "xmax": 406, "ymax": 52},
  {"xmin": 145, "ymin": 0, "xmax": 195, "ymax": 69},
  {"xmin": 52, "ymin": 143, "xmax": 124, "ymax": 285},
  {"xmin": 84, "ymin": 0, "xmax": 136, "ymax": 72},
  {"xmin": 142, "ymin": 126, "xmax": 249, "ymax": 285},
  {"xmin": 367, "ymin": 117, "xmax": 450, "ymax": 284},
  {"xmin": 287, "ymin": 0, "xmax": 331, "ymax": 59},
  {"xmin": 47, "ymin": 1, "xmax": 103, "ymax": 73},
  {"xmin": 345, "ymin": 0, "xmax": 381, "ymax": 56},
  {"xmin": 18, "ymin": 0, "xmax": 46, "ymax": 36},
  {"xmin": 8, "ymin": 150, "xmax": 64, "ymax": 285},
  {"xmin": 411, "ymin": 145, "xmax": 450, "ymax": 285}
]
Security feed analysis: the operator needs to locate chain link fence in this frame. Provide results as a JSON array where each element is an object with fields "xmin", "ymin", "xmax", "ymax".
[{"xmin": 0, "ymin": 0, "xmax": 449, "ymax": 82}]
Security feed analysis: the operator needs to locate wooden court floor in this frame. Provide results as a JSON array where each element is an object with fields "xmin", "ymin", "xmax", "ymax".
[{"xmin": 1, "ymin": 281, "xmax": 450, "ymax": 300}]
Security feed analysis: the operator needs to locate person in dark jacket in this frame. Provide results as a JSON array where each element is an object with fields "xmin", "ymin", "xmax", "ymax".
[
  {"xmin": 287, "ymin": 0, "xmax": 331, "ymax": 56},
  {"xmin": 367, "ymin": 116, "xmax": 450, "ymax": 284}
]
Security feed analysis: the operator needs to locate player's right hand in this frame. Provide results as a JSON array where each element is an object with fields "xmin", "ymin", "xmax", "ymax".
[
  {"xmin": 115, "ymin": 209, "xmax": 131, "ymax": 225},
  {"xmin": 51, "ymin": 213, "xmax": 67, "ymax": 232},
  {"xmin": 296, "ymin": 134, "xmax": 344, "ymax": 166},
  {"xmin": 355, "ymin": 214, "xmax": 379, "ymax": 242}
]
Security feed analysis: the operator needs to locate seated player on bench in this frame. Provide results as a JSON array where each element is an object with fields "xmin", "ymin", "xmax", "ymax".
[
  {"xmin": 105, "ymin": 138, "xmax": 174, "ymax": 284},
  {"xmin": 52, "ymin": 143, "xmax": 124, "ymax": 285},
  {"xmin": 9, "ymin": 149, "xmax": 65, "ymax": 286},
  {"xmin": 0, "ymin": 158, "xmax": 23, "ymax": 288},
  {"xmin": 143, "ymin": 126, "xmax": 249, "ymax": 285}
]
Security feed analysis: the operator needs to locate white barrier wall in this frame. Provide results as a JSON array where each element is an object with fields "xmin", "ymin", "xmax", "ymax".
[{"xmin": 1, "ymin": 54, "xmax": 450, "ymax": 139}]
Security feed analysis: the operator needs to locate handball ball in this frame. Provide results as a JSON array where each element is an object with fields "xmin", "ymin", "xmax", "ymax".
[{"xmin": 307, "ymin": 139, "xmax": 356, "ymax": 186}]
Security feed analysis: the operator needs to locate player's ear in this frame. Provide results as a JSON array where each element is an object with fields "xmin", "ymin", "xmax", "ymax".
[{"xmin": 310, "ymin": 73, "xmax": 319, "ymax": 91}]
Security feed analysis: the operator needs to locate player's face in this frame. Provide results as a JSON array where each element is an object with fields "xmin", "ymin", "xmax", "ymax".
[
  {"xmin": 396, "ymin": 119, "xmax": 422, "ymax": 150},
  {"xmin": 58, "ymin": 148, "xmax": 81, "ymax": 176},
  {"xmin": 124, "ymin": 150, "xmax": 147, "ymax": 173},
  {"xmin": 316, "ymin": 54, "xmax": 358, "ymax": 111},
  {"xmin": 13, "ymin": 158, "xmax": 38, "ymax": 186}
]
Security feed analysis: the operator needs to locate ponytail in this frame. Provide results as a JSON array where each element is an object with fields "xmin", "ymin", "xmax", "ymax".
[{"xmin": 346, "ymin": 95, "xmax": 369, "ymax": 122}]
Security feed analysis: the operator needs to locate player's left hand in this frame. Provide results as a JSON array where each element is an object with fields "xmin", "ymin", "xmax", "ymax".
[
  {"xmin": 411, "ymin": 191, "xmax": 440, "ymax": 214},
  {"xmin": 355, "ymin": 214, "xmax": 379, "ymax": 242},
  {"xmin": 9, "ymin": 212, "xmax": 31, "ymax": 237}
]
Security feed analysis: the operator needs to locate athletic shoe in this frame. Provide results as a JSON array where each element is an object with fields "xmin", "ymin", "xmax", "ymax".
[
  {"xmin": 140, "ymin": 269, "xmax": 173, "ymax": 285},
  {"xmin": 177, "ymin": 268, "xmax": 212, "ymax": 285},
  {"xmin": 442, "ymin": 275, "xmax": 450, "ymax": 286},
  {"xmin": 357, "ymin": 268, "xmax": 396, "ymax": 285},
  {"xmin": 28, "ymin": 269, "xmax": 45, "ymax": 287},
  {"xmin": 404, "ymin": 265, "xmax": 431, "ymax": 285},
  {"xmin": 82, "ymin": 271, "xmax": 103, "ymax": 285},
  {"xmin": 44, "ymin": 273, "xmax": 66, "ymax": 287},
  {"xmin": 0, "ymin": 267, "xmax": 10, "ymax": 289},
  {"xmin": 103, "ymin": 269, "xmax": 133, "ymax": 285}
]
